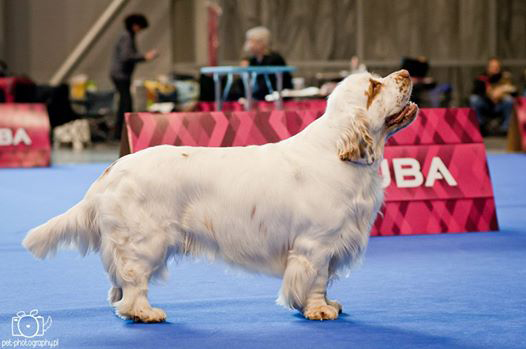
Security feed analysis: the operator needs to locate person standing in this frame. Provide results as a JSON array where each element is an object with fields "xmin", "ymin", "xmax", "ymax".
[{"xmin": 110, "ymin": 14, "xmax": 158, "ymax": 140}]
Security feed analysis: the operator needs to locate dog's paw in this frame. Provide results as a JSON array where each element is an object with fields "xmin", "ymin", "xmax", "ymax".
[
  {"xmin": 303, "ymin": 304, "xmax": 339, "ymax": 321},
  {"xmin": 326, "ymin": 299, "xmax": 343, "ymax": 314},
  {"xmin": 118, "ymin": 307, "xmax": 167, "ymax": 323},
  {"xmin": 135, "ymin": 307, "xmax": 166, "ymax": 323},
  {"xmin": 133, "ymin": 307, "xmax": 167, "ymax": 323}
]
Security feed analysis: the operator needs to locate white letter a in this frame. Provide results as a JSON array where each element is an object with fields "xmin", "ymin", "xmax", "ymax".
[
  {"xmin": 13, "ymin": 128, "xmax": 32, "ymax": 146},
  {"xmin": 425, "ymin": 157, "xmax": 457, "ymax": 187}
]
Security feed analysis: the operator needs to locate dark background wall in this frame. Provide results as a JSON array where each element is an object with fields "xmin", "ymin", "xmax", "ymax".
[
  {"xmin": 218, "ymin": 0, "xmax": 526, "ymax": 105},
  {"xmin": 1, "ymin": 0, "xmax": 525, "ymax": 104}
]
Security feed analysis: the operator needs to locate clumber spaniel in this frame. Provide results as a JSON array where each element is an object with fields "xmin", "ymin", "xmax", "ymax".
[{"xmin": 23, "ymin": 70, "xmax": 417, "ymax": 322}]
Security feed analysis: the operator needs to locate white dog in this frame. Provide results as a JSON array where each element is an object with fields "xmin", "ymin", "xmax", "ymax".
[
  {"xmin": 53, "ymin": 119, "xmax": 91, "ymax": 151},
  {"xmin": 23, "ymin": 70, "xmax": 417, "ymax": 322}
]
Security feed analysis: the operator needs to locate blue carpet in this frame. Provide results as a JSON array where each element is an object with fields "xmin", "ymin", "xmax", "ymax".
[{"xmin": 0, "ymin": 155, "xmax": 525, "ymax": 349}]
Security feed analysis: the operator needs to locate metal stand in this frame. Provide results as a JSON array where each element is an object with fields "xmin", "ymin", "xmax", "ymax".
[{"xmin": 200, "ymin": 66, "xmax": 296, "ymax": 111}]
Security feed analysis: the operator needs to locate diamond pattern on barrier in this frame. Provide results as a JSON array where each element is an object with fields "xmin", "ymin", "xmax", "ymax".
[{"xmin": 372, "ymin": 198, "xmax": 498, "ymax": 235}]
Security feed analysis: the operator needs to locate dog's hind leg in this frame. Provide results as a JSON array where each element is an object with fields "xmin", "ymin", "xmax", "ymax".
[
  {"xmin": 108, "ymin": 285, "xmax": 122, "ymax": 306},
  {"xmin": 100, "ymin": 236, "xmax": 123, "ymax": 308},
  {"xmin": 116, "ymin": 276, "xmax": 166, "ymax": 323},
  {"xmin": 277, "ymin": 249, "xmax": 339, "ymax": 320},
  {"xmin": 100, "ymin": 228, "xmax": 168, "ymax": 323}
]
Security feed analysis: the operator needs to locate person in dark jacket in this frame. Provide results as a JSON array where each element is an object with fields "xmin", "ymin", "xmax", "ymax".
[
  {"xmin": 242, "ymin": 26, "xmax": 292, "ymax": 100},
  {"xmin": 110, "ymin": 14, "xmax": 158, "ymax": 140},
  {"xmin": 469, "ymin": 57, "xmax": 516, "ymax": 135}
]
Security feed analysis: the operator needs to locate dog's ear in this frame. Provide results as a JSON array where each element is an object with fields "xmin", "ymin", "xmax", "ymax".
[
  {"xmin": 337, "ymin": 107, "xmax": 380, "ymax": 165},
  {"xmin": 366, "ymin": 79, "xmax": 383, "ymax": 109}
]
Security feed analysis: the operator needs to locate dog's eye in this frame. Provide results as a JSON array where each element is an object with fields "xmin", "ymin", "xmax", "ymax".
[{"xmin": 366, "ymin": 79, "xmax": 383, "ymax": 108}]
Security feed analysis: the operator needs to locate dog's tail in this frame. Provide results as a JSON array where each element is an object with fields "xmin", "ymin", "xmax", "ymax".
[{"xmin": 22, "ymin": 200, "xmax": 100, "ymax": 259}]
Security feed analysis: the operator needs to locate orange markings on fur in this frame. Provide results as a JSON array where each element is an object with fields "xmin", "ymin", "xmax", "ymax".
[
  {"xmin": 204, "ymin": 216, "xmax": 215, "ymax": 238},
  {"xmin": 338, "ymin": 112, "xmax": 375, "ymax": 162},
  {"xmin": 365, "ymin": 79, "xmax": 383, "ymax": 109},
  {"xmin": 394, "ymin": 75, "xmax": 409, "ymax": 93},
  {"xmin": 99, "ymin": 160, "xmax": 118, "ymax": 179}
]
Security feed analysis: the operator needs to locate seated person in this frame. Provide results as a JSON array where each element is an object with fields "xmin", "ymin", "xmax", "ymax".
[
  {"xmin": 242, "ymin": 26, "xmax": 292, "ymax": 100},
  {"xmin": 470, "ymin": 57, "xmax": 516, "ymax": 135}
]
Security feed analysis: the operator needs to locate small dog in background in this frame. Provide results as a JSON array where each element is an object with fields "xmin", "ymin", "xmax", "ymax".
[
  {"xmin": 53, "ymin": 119, "xmax": 91, "ymax": 151},
  {"xmin": 23, "ymin": 70, "xmax": 417, "ymax": 322}
]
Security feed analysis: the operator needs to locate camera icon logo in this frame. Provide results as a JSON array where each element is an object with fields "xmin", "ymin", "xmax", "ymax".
[{"xmin": 11, "ymin": 309, "xmax": 52, "ymax": 338}]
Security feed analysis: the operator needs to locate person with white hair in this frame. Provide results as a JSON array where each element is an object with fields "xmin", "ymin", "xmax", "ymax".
[{"xmin": 242, "ymin": 26, "xmax": 292, "ymax": 100}]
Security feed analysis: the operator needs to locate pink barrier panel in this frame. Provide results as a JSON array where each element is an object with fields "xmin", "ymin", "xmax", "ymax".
[
  {"xmin": 0, "ymin": 104, "xmax": 50, "ymax": 168},
  {"xmin": 514, "ymin": 97, "xmax": 526, "ymax": 151},
  {"xmin": 125, "ymin": 108, "xmax": 498, "ymax": 235},
  {"xmin": 373, "ymin": 107, "xmax": 497, "ymax": 234},
  {"xmin": 373, "ymin": 143, "xmax": 497, "ymax": 235},
  {"xmin": 126, "ymin": 110, "xmax": 324, "ymax": 151},
  {"xmin": 373, "ymin": 198, "xmax": 497, "ymax": 235},
  {"xmin": 381, "ymin": 144, "xmax": 493, "ymax": 201},
  {"xmin": 386, "ymin": 108, "xmax": 483, "ymax": 145},
  {"xmin": 195, "ymin": 100, "xmax": 328, "ymax": 112}
]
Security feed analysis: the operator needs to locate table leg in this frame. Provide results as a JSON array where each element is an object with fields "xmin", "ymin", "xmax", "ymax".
[
  {"xmin": 276, "ymin": 72, "xmax": 284, "ymax": 110},
  {"xmin": 213, "ymin": 73, "xmax": 222, "ymax": 111},
  {"xmin": 223, "ymin": 73, "xmax": 234, "ymax": 101},
  {"xmin": 241, "ymin": 72, "xmax": 252, "ymax": 111}
]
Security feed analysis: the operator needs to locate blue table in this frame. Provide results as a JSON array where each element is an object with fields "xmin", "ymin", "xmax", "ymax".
[{"xmin": 200, "ymin": 66, "xmax": 296, "ymax": 111}]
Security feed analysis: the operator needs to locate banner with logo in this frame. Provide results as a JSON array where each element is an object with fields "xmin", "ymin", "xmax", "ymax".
[
  {"xmin": 0, "ymin": 104, "xmax": 51, "ymax": 168},
  {"xmin": 125, "ymin": 108, "xmax": 498, "ymax": 235}
]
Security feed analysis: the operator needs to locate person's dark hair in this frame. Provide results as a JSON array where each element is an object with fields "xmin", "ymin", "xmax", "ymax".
[{"xmin": 124, "ymin": 14, "xmax": 149, "ymax": 33}]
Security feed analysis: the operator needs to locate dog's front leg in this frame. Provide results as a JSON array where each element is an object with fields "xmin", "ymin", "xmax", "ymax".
[{"xmin": 277, "ymin": 250, "xmax": 340, "ymax": 320}]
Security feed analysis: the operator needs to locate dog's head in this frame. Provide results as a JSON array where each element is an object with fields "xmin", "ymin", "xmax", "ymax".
[{"xmin": 327, "ymin": 70, "xmax": 418, "ymax": 165}]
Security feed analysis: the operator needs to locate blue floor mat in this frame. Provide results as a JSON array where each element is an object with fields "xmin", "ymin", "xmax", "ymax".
[{"xmin": 0, "ymin": 155, "xmax": 525, "ymax": 349}]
